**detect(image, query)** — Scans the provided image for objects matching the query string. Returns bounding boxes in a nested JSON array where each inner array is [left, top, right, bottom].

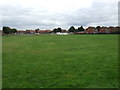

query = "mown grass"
[[2, 35, 118, 88]]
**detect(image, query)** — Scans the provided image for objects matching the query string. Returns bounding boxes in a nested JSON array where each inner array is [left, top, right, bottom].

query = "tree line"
[[2, 26, 119, 34], [52, 26, 84, 33], [2, 26, 17, 34], [1, 26, 102, 34], [2, 26, 85, 34]]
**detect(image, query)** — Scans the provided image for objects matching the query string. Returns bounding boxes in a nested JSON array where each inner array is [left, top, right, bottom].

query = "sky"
[[0, 0, 119, 30]]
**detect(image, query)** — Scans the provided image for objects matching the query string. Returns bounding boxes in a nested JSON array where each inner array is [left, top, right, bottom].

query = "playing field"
[[2, 35, 118, 88]]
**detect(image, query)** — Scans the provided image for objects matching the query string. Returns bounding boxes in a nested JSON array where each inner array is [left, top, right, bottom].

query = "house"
[[26, 30, 36, 34], [74, 31, 85, 34], [116, 26, 120, 32], [85, 27, 97, 34], [107, 26, 119, 33], [17, 30, 26, 34], [99, 27, 109, 33], [61, 30, 67, 33], [38, 30, 51, 34], [85, 26, 120, 34]]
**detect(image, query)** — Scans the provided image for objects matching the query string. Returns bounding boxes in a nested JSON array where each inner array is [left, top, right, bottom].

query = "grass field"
[[2, 35, 118, 88]]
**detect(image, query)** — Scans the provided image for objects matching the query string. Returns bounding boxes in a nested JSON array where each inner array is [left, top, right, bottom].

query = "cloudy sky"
[[0, 0, 119, 30]]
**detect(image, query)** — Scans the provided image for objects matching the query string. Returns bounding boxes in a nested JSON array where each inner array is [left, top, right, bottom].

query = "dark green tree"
[[78, 26, 85, 32], [57, 28, 62, 32], [53, 28, 57, 33], [68, 26, 76, 32], [2, 26, 11, 34], [53, 27, 62, 33], [35, 28, 39, 33], [3, 26, 17, 34], [11, 28, 17, 33], [96, 26, 101, 31]]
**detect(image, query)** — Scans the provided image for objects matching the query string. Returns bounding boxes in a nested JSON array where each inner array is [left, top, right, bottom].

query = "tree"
[[35, 28, 39, 33], [57, 28, 62, 32], [3, 26, 17, 34], [68, 26, 76, 32], [96, 26, 101, 31], [3, 26, 11, 34], [11, 28, 17, 33], [78, 26, 85, 32], [53, 28, 57, 33], [53, 27, 62, 33]]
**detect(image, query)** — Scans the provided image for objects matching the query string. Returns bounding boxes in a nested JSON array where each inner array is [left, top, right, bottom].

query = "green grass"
[[2, 35, 118, 88]]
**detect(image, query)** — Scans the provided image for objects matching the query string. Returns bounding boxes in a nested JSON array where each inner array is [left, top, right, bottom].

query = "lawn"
[[2, 34, 118, 88]]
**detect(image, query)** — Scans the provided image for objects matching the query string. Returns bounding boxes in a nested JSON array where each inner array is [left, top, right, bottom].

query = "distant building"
[[38, 30, 51, 34], [74, 31, 85, 34], [61, 30, 67, 33], [116, 26, 120, 32], [26, 30, 36, 34], [56, 32, 68, 35], [85, 26, 120, 34], [99, 27, 109, 34], [17, 30, 26, 34], [85, 27, 97, 34], [108, 26, 118, 33], [15, 26, 120, 35], [25, 30, 51, 34]]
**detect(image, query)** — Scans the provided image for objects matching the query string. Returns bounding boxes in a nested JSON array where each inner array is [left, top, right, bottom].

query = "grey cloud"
[[62, 1, 118, 27], [1, 0, 118, 30]]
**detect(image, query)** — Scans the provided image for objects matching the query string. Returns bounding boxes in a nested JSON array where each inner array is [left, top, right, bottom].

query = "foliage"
[[68, 26, 76, 32], [96, 26, 101, 31], [3, 26, 11, 34], [35, 28, 39, 33], [77, 26, 85, 32], [11, 28, 17, 33], [2, 26, 17, 34], [53, 27, 62, 33]]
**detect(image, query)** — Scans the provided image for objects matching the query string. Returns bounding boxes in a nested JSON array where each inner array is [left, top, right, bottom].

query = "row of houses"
[[10, 26, 120, 35], [84, 26, 120, 34], [17, 30, 52, 35]]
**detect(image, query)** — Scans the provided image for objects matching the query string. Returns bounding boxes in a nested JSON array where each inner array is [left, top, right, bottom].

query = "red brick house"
[[74, 32, 85, 34], [17, 30, 26, 34], [108, 26, 120, 33], [108, 27, 116, 33], [38, 30, 51, 34], [85, 27, 97, 34], [26, 30, 36, 34], [85, 26, 120, 34], [99, 27, 109, 33], [116, 26, 120, 32], [61, 30, 67, 33]]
